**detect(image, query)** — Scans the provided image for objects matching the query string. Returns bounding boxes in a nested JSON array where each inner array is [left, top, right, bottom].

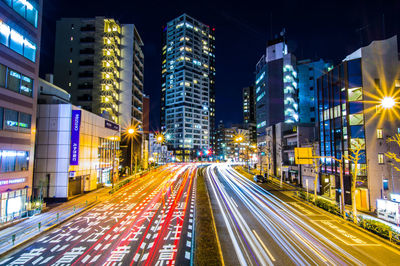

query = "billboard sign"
[[70, 110, 81, 165]]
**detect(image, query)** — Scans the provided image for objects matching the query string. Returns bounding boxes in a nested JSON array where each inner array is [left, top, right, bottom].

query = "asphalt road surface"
[[206, 163, 400, 266], [1, 164, 197, 265]]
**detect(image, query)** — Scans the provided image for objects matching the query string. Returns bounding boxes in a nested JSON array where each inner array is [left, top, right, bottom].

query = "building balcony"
[[78, 83, 93, 90], [80, 37, 95, 43], [78, 71, 94, 78], [80, 25, 96, 32], [79, 59, 94, 66], [80, 48, 95, 55]]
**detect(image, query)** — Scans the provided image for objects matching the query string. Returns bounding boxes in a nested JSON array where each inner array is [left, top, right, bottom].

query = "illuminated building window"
[[3, 0, 39, 27], [377, 129, 383, 139], [0, 21, 37, 61], [378, 153, 384, 164]]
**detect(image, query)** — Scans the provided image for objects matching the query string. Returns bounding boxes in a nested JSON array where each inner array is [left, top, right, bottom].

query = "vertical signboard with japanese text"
[[70, 110, 81, 165]]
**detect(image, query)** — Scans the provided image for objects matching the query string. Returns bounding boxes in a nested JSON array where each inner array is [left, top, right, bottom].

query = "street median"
[[194, 167, 223, 265]]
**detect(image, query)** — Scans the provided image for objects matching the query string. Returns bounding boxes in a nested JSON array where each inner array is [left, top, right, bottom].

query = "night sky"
[[40, 0, 400, 131]]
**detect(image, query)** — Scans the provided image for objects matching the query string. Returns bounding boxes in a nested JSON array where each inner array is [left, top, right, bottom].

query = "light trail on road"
[[206, 163, 368, 266], [1, 164, 197, 266]]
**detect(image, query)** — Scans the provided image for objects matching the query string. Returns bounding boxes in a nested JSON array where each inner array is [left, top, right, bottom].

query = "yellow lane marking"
[[252, 229, 276, 262]]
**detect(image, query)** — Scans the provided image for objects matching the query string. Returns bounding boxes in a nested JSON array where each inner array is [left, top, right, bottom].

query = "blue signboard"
[[70, 110, 81, 165]]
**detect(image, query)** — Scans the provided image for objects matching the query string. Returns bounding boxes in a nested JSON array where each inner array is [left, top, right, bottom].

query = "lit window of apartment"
[[378, 153, 384, 164], [377, 129, 383, 139]]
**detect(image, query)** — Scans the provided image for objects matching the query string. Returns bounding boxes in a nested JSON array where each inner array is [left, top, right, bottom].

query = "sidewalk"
[[0, 187, 111, 256]]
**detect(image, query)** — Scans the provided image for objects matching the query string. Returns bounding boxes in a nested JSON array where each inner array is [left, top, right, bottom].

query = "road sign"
[[295, 147, 313, 164]]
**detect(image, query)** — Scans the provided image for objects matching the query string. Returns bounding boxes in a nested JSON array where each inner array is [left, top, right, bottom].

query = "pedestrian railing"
[[0, 196, 102, 252], [0, 207, 42, 225]]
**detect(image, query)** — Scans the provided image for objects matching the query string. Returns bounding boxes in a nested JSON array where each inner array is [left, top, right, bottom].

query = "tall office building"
[[243, 85, 256, 144], [53, 17, 144, 128], [255, 37, 298, 146], [297, 59, 332, 124], [53, 17, 144, 171], [317, 36, 400, 211], [161, 14, 216, 161], [0, 0, 42, 219]]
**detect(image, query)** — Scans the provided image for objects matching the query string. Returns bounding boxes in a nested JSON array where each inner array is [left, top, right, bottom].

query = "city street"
[[0, 164, 197, 265], [206, 164, 400, 266]]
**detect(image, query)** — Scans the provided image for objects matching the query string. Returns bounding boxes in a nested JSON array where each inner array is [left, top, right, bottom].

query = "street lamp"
[[233, 131, 246, 163], [126, 126, 138, 176], [154, 132, 168, 164], [381, 96, 396, 109]]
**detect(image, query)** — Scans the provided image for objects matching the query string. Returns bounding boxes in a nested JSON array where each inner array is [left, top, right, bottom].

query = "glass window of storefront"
[[4, 109, 18, 131], [0, 188, 27, 222], [0, 108, 31, 132], [98, 137, 119, 185], [0, 150, 29, 172], [0, 63, 34, 97]]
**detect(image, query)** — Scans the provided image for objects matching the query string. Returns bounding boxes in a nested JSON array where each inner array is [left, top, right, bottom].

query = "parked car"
[[254, 175, 265, 183]]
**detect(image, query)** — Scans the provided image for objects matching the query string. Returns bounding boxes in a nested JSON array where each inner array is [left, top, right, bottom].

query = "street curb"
[[198, 167, 225, 266], [0, 200, 101, 258]]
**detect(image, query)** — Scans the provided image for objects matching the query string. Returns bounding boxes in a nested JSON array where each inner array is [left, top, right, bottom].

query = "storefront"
[[376, 194, 400, 225], [35, 104, 120, 202], [0, 186, 27, 222]]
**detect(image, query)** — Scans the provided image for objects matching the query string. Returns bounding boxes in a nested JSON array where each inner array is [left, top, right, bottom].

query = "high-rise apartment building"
[[0, 0, 42, 219], [243, 85, 256, 144], [255, 37, 298, 151], [317, 36, 400, 211], [53, 17, 144, 128], [53, 17, 144, 171], [161, 14, 216, 162]]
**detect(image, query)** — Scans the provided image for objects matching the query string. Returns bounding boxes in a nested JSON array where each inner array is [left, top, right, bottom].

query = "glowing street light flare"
[[127, 128, 135, 135], [381, 96, 396, 109]]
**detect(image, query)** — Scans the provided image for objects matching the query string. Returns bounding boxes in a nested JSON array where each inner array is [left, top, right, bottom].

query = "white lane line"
[[40, 256, 53, 264], [105, 234, 111, 240], [94, 243, 102, 250], [31, 256, 43, 265], [185, 251, 190, 260], [186, 240, 191, 248], [58, 244, 69, 251], [50, 244, 60, 252], [141, 253, 149, 261], [81, 255, 91, 263], [187, 232, 192, 238], [102, 243, 111, 250], [90, 254, 101, 263], [252, 230, 276, 262], [134, 253, 140, 262]]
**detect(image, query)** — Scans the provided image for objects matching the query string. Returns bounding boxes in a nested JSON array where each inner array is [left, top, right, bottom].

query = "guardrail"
[[0, 208, 42, 225], [0, 196, 102, 251]]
